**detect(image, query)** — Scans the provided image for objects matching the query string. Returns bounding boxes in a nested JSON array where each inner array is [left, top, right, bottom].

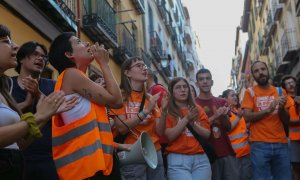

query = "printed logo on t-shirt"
[[212, 126, 221, 139], [126, 101, 150, 125], [256, 96, 278, 114]]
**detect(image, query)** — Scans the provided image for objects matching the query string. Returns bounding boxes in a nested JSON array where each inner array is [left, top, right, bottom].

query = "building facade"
[[0, 0, 202, 86]]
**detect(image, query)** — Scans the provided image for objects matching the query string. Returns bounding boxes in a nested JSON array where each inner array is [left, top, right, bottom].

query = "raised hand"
[[277, 96, 287, 109], [294, 96, 300, 105], [187, 106, 199, 123], [35, 91, 65, 122], [21, 76, 41, 97], [267, 99, 278, 113], [91, 43, 109, 65], [161, 92, 169, 112], [145, 92, 161, 114], [56, 95, 79, 114]]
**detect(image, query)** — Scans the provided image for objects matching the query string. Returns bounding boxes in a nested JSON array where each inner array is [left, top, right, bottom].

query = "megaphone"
[[117, 132, 158, 169]]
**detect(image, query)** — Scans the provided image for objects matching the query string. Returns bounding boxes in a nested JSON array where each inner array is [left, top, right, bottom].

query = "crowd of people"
[[0, 24, 299, 180]]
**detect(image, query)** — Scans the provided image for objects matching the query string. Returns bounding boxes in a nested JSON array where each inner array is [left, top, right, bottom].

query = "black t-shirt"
[[11, 76, 55, 161]]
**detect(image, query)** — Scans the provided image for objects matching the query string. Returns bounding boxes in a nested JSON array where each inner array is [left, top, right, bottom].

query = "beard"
[[254, 74, 270, 86]]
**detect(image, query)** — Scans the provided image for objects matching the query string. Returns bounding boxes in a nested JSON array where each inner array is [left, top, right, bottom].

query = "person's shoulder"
[[213, 96, 226, 103]]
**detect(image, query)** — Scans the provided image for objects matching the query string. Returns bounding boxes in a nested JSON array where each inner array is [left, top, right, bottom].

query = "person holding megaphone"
[[161, 77, 212, 180], [111, 57, 165, 180]]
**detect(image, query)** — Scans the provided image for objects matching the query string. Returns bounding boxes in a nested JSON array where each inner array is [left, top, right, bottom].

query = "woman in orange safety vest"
[[48, 32, 124, 180], [222, 89, 252, 180]]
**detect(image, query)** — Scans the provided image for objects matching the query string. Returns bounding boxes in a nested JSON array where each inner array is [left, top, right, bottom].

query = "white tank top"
[[60, 93, 91, 125], [0, 102, 20, 149]]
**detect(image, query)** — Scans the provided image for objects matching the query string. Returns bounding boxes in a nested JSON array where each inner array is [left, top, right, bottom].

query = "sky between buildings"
[[183, 0, 247, 96]]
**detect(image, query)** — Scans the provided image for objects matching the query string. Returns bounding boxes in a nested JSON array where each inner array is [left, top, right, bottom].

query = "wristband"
[[137, 113, 143, 122], [21, 112, 42, 138], [140, 110, 148, 118]]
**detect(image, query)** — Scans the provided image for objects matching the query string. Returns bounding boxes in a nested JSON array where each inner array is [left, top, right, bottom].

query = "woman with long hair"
[[111, 57, 165, 180], [222, 89, 251, 180], [48, 32, 123, 180], [162, 77, 211, 180], [0, 24, 64, 180]]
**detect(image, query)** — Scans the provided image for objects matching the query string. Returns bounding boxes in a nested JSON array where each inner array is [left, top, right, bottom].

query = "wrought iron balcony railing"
[[114, 24, 137, 64], [150, 31, 164, 62], [131, 0, 145, 14], [280, 28, 299, 62], [31, 0, 77, 31], [82, 0, 118, 49]]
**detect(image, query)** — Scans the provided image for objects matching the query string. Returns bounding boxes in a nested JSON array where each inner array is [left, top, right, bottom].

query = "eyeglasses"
[[30, 51, 48, 63], [173, 84, 189, 91], [0, 36, 13, 46], [130, 63, 148, 70]]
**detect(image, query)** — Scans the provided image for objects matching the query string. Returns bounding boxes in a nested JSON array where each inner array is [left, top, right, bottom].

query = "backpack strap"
[[248, 87, 255, 97], [277, 87, 282, 96]]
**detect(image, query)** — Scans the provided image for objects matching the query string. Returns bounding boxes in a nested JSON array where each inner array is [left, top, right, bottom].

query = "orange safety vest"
[[288, 104, 300, 141], [228, 110, 250, 158], [52, 70, 114, 180]]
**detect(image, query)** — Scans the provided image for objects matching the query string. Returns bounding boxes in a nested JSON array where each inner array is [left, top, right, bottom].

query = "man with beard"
[[195, 68, 239, 180], [10, 41, 58, 180], [281, 75, 300, 180], [241, 61, 293, 180]]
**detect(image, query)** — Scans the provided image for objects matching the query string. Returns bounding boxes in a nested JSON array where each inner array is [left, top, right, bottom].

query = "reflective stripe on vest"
[[229, 132, 248, 141], [231, 141, 249, 149], [53, 120, 111, 147], [289, 127, 300, 133]]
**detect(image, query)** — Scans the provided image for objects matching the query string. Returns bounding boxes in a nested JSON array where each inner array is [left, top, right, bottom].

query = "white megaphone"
[[117, 132, 158, 169]]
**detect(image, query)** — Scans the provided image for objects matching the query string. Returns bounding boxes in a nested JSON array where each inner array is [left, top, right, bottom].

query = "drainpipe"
[[77, 0, 81, 38]]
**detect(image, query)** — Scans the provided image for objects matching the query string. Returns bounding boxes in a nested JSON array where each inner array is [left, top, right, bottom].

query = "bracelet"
[[137, 113, 143, 122], [21, 112, 42, 138], [140, 110, 148, 118]]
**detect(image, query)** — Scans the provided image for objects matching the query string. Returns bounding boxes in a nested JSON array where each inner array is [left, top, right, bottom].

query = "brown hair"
[[167, 77, 195, 120]]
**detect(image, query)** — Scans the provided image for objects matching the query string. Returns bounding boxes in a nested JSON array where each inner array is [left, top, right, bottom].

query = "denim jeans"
[[167, 153, 211, 180], [120, 151, 165, 180], [250, 142, 291, 180]]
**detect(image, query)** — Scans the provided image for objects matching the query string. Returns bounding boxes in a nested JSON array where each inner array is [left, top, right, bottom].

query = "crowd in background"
[[0, 24, 300, 180]]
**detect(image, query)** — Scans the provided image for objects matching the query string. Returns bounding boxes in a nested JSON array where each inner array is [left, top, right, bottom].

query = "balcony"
[[273, 0, 284, 21], [113, 24, 137, 64], [280, 28, 299, 62], [156, 0, 167, 20], [31, 0, 77, 31], [165, 11, 174, 35], [184, 52, 194, 70], [150, 31, 165, 62], [265, 11, 277, 38], [184, 26, 192, 44], [171, 31, 179, 49], [82, 0, 118, 49], [296, 0, 300, 16], [139, 48, 152, 68], [131, 0, 145, 14], [177, 43, 184, 61]]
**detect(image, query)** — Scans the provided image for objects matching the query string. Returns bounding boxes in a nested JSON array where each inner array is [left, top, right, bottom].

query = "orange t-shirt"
[[111, 91, 161, 150], [241, 86, 293, 143], [165, 105, 210, 155]]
